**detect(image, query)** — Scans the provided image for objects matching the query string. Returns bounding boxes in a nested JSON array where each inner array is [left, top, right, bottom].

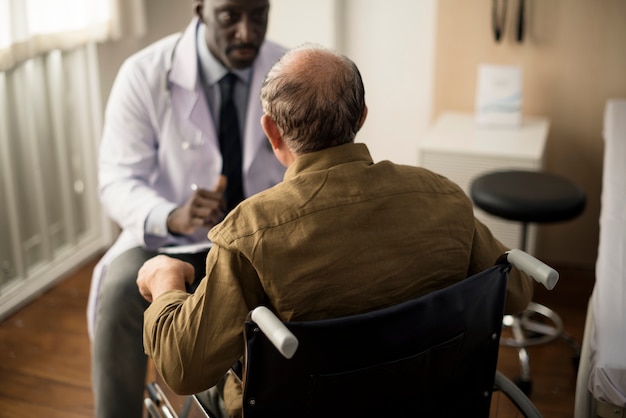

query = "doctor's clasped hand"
[[167, 175, 228, 235]]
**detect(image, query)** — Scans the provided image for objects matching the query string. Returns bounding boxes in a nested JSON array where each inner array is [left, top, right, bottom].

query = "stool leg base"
[[501, 302, 564, 347], [500, 302, 582, 396]]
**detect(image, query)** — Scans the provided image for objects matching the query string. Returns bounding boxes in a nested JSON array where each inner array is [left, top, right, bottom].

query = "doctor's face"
[[195, 0, 270, 70]]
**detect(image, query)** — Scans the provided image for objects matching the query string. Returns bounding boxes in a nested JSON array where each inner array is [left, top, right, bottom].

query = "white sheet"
[[588, 98, 626, 407]]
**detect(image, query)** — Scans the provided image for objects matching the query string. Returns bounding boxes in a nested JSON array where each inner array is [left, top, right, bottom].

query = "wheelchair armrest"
[[506, 249, 559, 290], [251, 306, 299, 359]]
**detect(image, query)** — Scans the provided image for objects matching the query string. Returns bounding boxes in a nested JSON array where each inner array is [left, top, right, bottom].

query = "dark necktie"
[[218, 73, 244, 212]]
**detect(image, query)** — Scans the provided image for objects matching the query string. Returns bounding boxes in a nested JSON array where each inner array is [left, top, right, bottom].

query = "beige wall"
[[433, 0, 626, 267]]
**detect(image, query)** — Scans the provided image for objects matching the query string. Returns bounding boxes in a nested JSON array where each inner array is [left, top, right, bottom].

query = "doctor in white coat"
[[87, 1, 286, 417]]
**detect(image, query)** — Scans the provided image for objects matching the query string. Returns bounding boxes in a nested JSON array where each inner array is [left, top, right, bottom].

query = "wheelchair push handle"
[[506, 249, 559, 290], [251, 306, 299, 359]]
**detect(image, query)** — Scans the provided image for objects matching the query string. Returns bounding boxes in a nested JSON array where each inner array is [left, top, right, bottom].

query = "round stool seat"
[[470, 170, 586, 223]]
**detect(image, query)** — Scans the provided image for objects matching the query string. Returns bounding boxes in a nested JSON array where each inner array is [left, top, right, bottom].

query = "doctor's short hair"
[[260, 43, 366, 154]]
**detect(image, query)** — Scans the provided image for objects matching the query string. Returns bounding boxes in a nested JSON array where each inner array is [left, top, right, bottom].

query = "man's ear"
[[261, 114, 295, 167], [358, 105, 368, 130], [261, 114, 282, 150], [193, 0, 204, 20]]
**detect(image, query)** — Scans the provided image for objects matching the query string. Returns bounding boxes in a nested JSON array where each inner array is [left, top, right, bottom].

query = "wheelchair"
[[146, 249, 554, 417]]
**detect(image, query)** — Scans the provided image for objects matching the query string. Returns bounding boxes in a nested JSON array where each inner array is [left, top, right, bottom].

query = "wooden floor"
[[0, 254, 595, 418]]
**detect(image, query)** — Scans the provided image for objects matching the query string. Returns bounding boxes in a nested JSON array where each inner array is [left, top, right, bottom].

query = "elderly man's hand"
[[137, 255, 196, 303]]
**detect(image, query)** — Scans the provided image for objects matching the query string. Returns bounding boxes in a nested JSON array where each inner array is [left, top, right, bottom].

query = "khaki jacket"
[[144, 143, 533, 416]]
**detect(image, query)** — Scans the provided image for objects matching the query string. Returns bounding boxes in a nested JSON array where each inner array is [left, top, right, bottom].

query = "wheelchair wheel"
[[489, 371, 542, 417]]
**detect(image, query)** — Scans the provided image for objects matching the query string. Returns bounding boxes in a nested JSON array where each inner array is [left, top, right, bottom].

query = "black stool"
[[470, 169, 586, 395]]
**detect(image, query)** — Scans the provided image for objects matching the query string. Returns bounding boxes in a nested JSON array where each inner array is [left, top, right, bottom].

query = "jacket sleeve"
[[143, 245, 266, 394]]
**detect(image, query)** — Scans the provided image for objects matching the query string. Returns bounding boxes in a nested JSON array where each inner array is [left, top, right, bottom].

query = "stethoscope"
[[493, 0, 525, 43], [164, 32, 206, 151]]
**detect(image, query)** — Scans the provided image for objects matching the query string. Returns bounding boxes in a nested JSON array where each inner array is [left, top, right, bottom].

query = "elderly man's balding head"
[[260, 44, 367, 154]]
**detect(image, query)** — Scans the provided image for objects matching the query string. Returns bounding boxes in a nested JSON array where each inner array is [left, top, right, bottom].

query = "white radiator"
[[0, 44, 111, 320]]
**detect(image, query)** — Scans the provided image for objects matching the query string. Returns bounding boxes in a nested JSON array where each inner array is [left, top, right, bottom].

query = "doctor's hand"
[[166, 175, 228, 235], [137, 255, 195, 303]]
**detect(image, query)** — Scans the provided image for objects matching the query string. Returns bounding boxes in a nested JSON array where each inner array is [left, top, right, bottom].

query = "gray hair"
[[260, 43, 366, 154]]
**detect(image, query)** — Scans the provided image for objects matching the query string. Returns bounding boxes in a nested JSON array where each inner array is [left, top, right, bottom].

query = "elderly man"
[[138, 44, 533, 418]]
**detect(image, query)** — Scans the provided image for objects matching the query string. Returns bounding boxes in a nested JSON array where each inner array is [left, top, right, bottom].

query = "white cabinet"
[[418, 111, 549, 253]]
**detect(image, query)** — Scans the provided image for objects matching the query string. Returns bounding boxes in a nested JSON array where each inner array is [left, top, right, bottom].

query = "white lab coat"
[[87, 18, 286, 338]]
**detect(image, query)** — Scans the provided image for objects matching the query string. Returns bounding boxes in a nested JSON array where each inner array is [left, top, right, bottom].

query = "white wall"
[[267, 0, 338, 48], [98, 0, 437, 166], [342, 0, 436, 165], [268, 0, 437, 165]]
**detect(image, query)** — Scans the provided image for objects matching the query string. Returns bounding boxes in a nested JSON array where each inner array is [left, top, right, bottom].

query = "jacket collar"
[[285, 143, 373, 181]]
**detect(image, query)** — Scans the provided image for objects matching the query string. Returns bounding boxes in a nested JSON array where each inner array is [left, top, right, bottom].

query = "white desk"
[[418, 111, 549, 252]]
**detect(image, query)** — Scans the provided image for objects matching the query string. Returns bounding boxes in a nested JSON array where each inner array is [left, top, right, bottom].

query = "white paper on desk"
[[475, 64, 522, 127], [158, 241, 213, 254]]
